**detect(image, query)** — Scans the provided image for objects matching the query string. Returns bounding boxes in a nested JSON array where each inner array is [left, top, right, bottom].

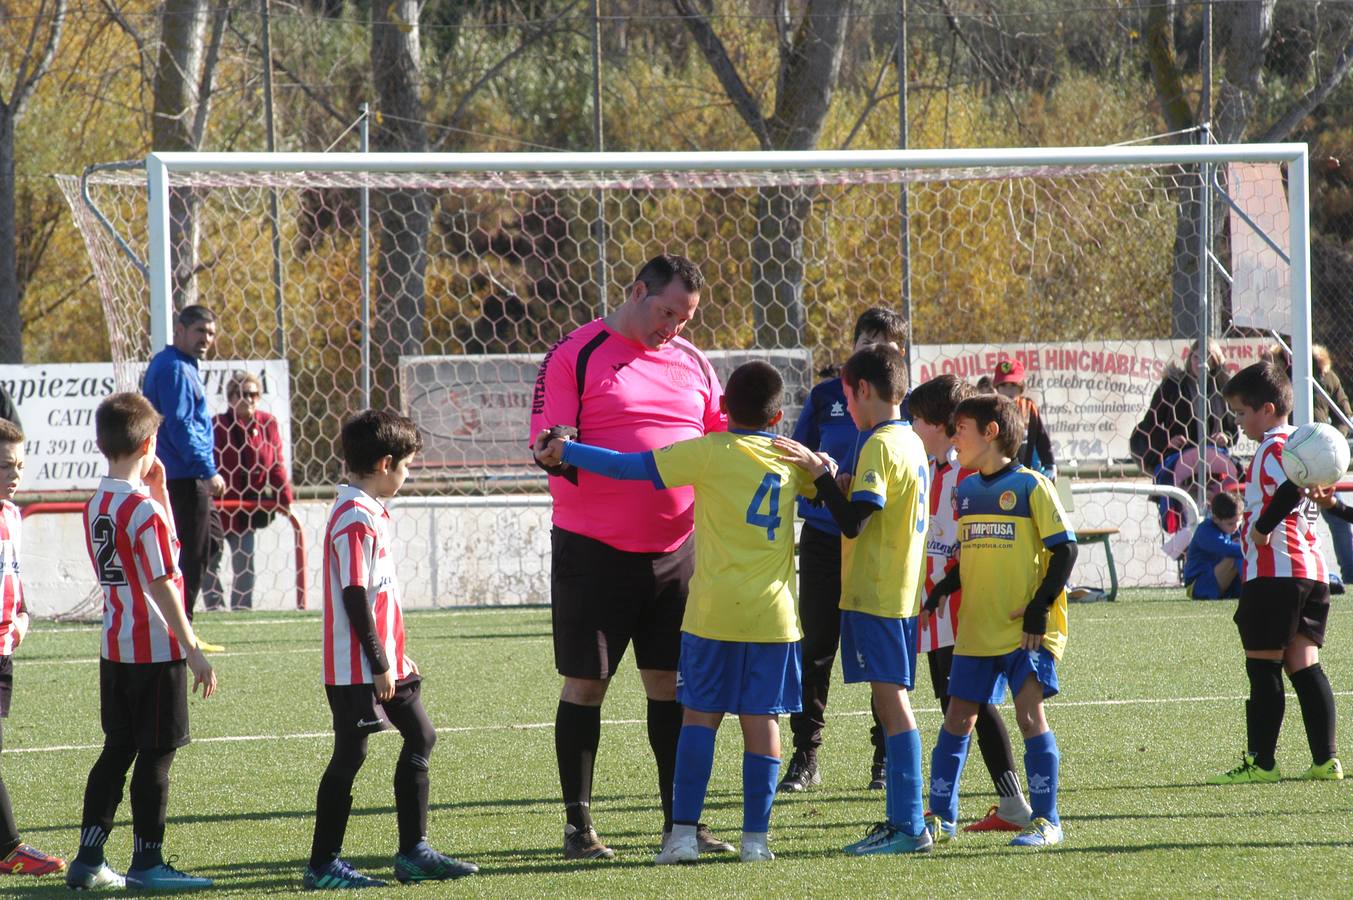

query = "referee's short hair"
[[842, 343, 909, 404], [723, 361, 783, 430], [342, 409, 424, 475], [633, 254, 705, 296]]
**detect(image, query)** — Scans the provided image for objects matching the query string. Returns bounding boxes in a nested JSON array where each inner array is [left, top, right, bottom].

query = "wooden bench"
[[1074, 528, 1120, 602]]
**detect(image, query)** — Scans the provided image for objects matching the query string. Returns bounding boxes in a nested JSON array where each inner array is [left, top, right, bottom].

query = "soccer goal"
[[57, 144, 1315, 608]]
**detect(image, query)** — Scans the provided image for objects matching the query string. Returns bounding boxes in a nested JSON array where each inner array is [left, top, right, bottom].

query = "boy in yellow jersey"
[[540, 361, 817, 864], [775, 343, 933, 856], [920, 394, 1077, 849]]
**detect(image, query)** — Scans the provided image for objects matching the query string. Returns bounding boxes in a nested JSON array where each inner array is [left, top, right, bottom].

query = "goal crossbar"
[[142, 142, 1315, 419]]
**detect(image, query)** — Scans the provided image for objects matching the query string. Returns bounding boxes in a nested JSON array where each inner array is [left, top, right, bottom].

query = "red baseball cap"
[[993, 358, 1025, 386]]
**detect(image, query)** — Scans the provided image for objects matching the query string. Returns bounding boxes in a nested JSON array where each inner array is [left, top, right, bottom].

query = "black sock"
[[869, 697, 885, 767], [389, 698, 437, 855], [76, 744, 137, 865], [973, 702, 1019, 795], [647, 699, 683, 831], [129, 748, 175, 870], [1289, 663, 1337, 766], [1245, 658, 1285, 771], [309, 734, 367, 870], [556, 701, 601, 832]]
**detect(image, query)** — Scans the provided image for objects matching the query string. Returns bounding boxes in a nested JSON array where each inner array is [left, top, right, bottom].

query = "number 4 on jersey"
[[746, 473, 782, 541]]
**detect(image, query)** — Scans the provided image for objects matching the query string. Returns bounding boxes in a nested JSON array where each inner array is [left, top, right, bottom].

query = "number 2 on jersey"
[[745, 473, 783, 541], [91, 514, 127, 585]]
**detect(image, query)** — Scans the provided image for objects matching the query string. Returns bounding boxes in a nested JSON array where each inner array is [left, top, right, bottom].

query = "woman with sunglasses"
[[204, 371, 293, 610]]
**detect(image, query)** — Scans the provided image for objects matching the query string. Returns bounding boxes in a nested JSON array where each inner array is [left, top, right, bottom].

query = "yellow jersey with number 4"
[[650, 430, 817, 643], [841, 420, 930, 619]]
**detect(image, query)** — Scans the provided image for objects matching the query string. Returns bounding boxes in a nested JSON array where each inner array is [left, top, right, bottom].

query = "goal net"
[[55, 146, 1314, 610]]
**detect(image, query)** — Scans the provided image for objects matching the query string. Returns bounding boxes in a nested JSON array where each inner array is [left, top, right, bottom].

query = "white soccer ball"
[[1281, 422, 1352, 487]]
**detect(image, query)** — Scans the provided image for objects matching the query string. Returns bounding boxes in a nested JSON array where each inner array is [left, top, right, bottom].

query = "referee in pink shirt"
[[530, 254, 732, 860]]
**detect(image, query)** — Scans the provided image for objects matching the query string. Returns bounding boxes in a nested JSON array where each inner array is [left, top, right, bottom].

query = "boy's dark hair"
[[96, 392, 162, 460], [908, 374, 977, 433], [953, 394, 1025, 459], [177, 304, 216, 327], [634, 254, 705, 296], [1211, 490, 1240, 520], [342, 409, 424, 475], [1222, 358, 1292, 417], [975, 375, 996, 394], [723, 361, 783, 429], [842, 343, 909, 404], [0, 419, 22, 445], [853, 307, 907, 345]]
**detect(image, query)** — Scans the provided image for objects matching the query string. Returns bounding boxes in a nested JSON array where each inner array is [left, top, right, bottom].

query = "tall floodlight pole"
[[260, 0, 286, 357], [1195, 0, 1213, 509], [898, 1, 913, 373], [591, 0, 609, 316], [360, 103, 372, 409]]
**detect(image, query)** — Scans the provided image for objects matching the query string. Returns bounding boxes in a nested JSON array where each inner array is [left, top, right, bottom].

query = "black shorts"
[[100, 658, 190, 750], [325, 675, 424, 736], [1234, 577, 1331, 651], [550, 527, 693, 679], [0, 655, 12, 718], [925, 644, 955, 700]]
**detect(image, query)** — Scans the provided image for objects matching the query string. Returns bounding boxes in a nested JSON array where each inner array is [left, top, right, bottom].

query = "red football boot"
[[962, 805, 1026, 833], [0, 842, 67, 876]]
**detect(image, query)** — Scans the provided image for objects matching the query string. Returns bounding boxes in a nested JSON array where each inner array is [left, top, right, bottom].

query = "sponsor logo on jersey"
[[830, 401, 845, 417], [999, 490, 1017, 511], [962, 521, 1016, 541], [666, 361, 696, 387], [926, 538, 960, 557], [863, 470, 878, 486]]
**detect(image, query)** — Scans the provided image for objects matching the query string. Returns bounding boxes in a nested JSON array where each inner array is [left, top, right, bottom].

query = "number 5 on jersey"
[[745, 473, 783, 541]]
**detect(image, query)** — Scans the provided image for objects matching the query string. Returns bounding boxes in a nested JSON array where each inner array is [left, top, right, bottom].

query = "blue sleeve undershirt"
[[561, 442, 664, 489]]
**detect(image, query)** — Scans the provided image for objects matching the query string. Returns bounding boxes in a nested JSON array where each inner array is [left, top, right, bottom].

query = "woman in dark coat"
[[1130, 339, 1238, 476]]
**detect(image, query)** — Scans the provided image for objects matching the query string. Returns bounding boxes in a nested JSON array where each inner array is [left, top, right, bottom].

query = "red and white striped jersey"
[[917, 449, 974, 652], [322, 484, 411, 686], [0, 501, 26, 656], [84, 478, 185, 664], [1242, 426, 1328, 582]]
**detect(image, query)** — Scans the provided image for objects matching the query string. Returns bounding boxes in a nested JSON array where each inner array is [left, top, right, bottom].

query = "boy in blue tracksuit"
[[1184, 491, 1244, 600]]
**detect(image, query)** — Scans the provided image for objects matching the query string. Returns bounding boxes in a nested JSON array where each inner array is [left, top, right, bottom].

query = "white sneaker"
[[654, 826, 699, 865], [740, 832, 774, 862]]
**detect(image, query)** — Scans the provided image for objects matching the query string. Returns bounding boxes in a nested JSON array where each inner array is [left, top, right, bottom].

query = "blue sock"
[[885, 729, 924, 836], [1024, 730, 1060, 824], [742, 753, 780, 834], [672, 725, 717, 825], [928, 728, 971, 824]]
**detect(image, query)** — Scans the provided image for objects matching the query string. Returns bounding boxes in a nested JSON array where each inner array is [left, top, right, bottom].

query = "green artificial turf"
[[0, 589, 1349, 896]]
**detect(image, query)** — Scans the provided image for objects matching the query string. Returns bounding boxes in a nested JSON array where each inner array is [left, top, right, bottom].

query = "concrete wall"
[[19, 489, 1345, 617]]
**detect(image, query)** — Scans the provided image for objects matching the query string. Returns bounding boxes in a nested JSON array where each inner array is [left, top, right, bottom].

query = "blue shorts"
[[948, 648, 1059, 705], [677, 633, 802, 716], [839, 611, 918, 689], [1187, 572, 1241, 600]]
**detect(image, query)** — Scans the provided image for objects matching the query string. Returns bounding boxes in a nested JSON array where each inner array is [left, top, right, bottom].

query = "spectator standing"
[[142, 306, 225, 650], [204, 371, 293, 611]]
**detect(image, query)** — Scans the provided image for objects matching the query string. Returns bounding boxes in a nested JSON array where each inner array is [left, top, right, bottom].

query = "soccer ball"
[[1281, 422, 1352, 487]]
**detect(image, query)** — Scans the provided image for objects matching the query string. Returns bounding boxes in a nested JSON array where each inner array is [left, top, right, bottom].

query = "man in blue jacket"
[[143, 305, 226, 639]]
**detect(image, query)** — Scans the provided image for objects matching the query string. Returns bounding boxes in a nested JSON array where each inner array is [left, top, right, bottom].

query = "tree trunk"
[[677, 0, 849, 348], [152, 0, 211, 310], [0, 107, 20, 363], [370, 0, 429, 410]]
